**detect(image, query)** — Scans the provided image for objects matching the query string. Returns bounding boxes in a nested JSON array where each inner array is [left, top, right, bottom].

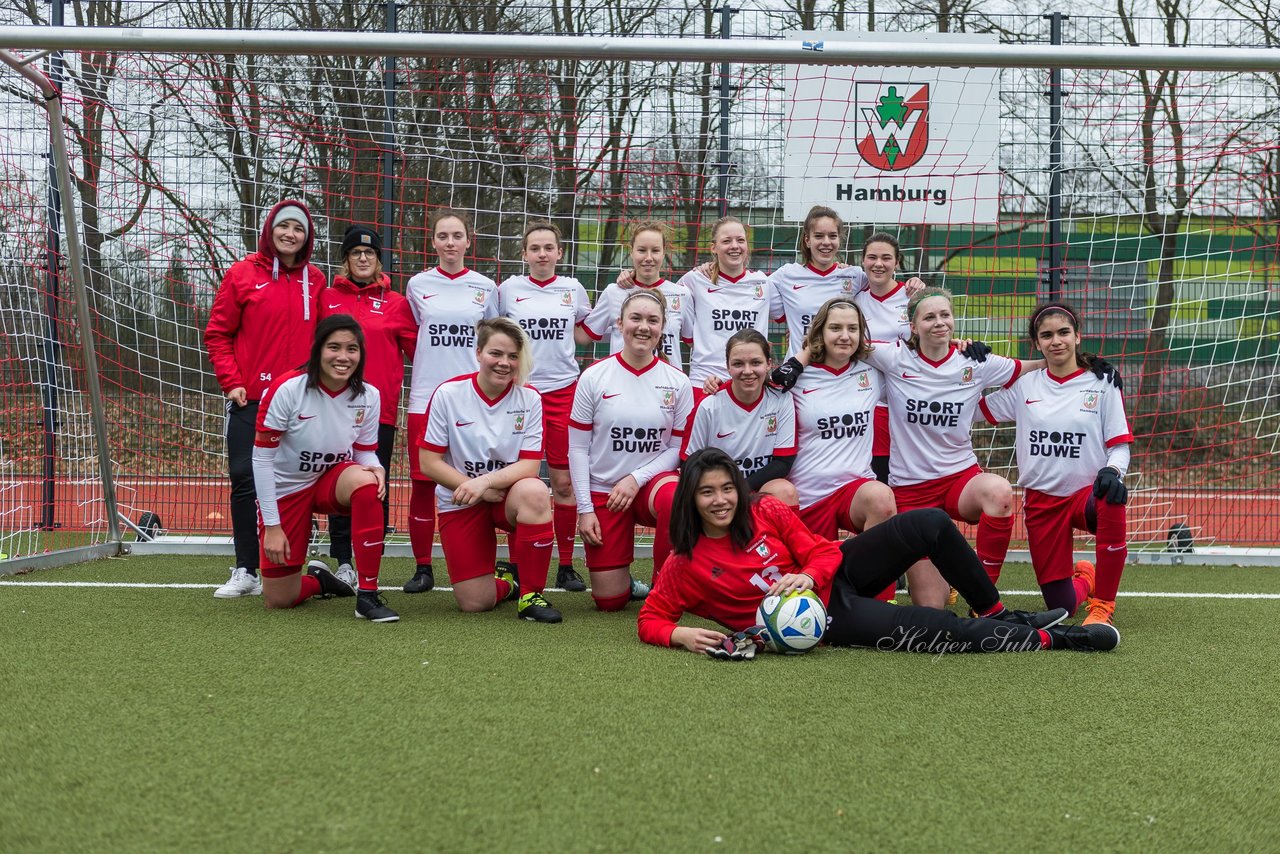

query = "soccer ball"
[[756, 590, 827, 654]]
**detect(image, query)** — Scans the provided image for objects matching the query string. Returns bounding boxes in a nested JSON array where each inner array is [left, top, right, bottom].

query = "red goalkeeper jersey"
[[637, 496, 842, 647]]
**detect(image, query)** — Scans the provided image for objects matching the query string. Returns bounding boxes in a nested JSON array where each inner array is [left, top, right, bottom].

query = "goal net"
[[0, 8, 1276, 568]]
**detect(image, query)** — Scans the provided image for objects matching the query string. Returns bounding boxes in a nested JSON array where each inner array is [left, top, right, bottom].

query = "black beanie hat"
[[341, 225, 382, 258]]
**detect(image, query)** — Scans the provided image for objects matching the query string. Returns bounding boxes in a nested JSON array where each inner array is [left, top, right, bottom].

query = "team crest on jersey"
[[514, 413, 525, 431], [472, 288, 486, 305], [753, 283, 764, 299], [765, 414, 777, 435], [752, 540, 773, 561], [899, 308, 909, 323], [661, 390, 675, 409], [560, 291, 573, 306], [669, 296, 681, 311], [1083, 393, 1099, 410], [961, 366, 974, 384], [355, 409, 366, 425], [841, 278, 854, 294], [857, 371, 870, 389], [371, 298, 383, 310]]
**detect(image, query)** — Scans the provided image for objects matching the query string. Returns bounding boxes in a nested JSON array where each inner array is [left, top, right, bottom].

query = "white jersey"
[[256, 370, 380, 499], [680, 268, 775, 385], [568, 354, 693, 495], [864, 340, 1019, 486], [682, 386, 797, 481], [788, 361, 881, 508], [854, 282, 911, 344], [405, 267, 498, 413], [421, 373, 544, 514], [497, 274, 591, 393], [768, 262, 867, 358], [582, 279, 693, 369], [980, 368, 1133, 497]]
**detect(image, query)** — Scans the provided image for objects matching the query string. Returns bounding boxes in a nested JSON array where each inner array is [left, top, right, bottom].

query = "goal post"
[[0, 21, 1276, 571]]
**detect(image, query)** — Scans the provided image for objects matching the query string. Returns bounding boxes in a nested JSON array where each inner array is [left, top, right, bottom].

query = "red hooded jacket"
[[319, 273, 418, 426], [204, 199, 325, 402]]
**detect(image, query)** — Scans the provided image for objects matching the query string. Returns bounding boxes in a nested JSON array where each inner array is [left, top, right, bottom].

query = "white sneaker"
[[334, 562, 357, 591], [214, 566, 262, 598]]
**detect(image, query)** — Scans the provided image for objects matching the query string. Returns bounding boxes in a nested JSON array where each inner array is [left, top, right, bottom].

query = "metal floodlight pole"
[[1, 27, 1280, 71], [0, 48, 124, 546]]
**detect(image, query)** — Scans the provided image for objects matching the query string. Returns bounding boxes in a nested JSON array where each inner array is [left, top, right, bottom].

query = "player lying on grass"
[[419, 318, 561, 623], [252, 314, 397, 622], [979, 300, 1132, 626], [638, 448, 1121, 656]]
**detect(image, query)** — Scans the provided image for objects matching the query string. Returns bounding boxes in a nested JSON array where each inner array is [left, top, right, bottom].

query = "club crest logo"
[[514, 413, 525, 431], [841, 278, 854, 293], [961, 366, 974, 384], [857, 83, 930, 172], [662, 390, 675, 409], [561, 291, 574, 306], [899, 308, 910, 323], [1083, 393, 1099, 410], [765, 414, 777, 434], [472, 288, 486, 305], [753, 283, 764, 299], [354, 409, 366, 425], [669, 296, 681, 311], [753, 540, 772, 560], [371, 298, 382, 310], [857, 371, 871, 389]]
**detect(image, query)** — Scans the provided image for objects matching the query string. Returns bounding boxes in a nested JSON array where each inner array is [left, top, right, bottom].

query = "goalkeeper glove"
[[1093, 467, 1128, 505], [769, 356, 805, 391], [1090, 357, 1124, 391], [959, 340, 991, 362], [706, 626, 767, 661]]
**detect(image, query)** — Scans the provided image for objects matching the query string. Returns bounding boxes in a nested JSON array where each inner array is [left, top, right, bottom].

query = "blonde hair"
[[707, 215, 748, 286], [804, 298, 871, 365], [476, 317, 533, 387], [906, 287, 956, 351], [799, 205, 844, 266]]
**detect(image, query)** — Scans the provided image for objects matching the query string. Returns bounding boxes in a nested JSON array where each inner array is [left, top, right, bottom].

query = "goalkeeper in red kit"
[[638, 449, 1121, 657]]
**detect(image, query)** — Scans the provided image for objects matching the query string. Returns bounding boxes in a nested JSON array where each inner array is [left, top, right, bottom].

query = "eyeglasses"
[[349, 248, 378, 259]]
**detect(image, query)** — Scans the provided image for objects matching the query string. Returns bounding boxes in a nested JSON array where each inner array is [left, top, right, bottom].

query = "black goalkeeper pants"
[[225, 400, 259, 571], [823, 509, 1043, 653]]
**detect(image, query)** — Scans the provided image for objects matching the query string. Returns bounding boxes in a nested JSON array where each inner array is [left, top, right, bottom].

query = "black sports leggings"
[[225, 400, 260, 571], [328, 423, 397, 563], [823, 509, 1043, 653]]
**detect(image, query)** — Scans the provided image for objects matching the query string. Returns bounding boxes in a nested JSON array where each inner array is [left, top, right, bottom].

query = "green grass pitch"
[[2, 556, 1278, 852]]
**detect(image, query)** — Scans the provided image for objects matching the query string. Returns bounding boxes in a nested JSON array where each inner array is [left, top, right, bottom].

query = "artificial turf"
[[2, 556, 1278, 852]]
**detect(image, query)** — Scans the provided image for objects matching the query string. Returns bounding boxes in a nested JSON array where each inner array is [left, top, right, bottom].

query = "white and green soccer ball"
[[756, 590, 827, 654]]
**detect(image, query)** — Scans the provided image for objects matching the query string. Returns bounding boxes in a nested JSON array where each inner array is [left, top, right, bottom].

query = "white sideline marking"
[[1, 581, 1279, 599]]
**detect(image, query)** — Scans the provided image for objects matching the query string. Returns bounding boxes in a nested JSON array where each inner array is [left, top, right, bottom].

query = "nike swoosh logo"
[[362, 541, 383, 548], [298, 414, 316, 421], [792, 284, 806, 290], [515, 296, 535, 302], [706, 287, 725, 293], [411, 516, 432, 522], [1025, 399, 1042, 405], [420, 294, 436, 300], [982, 560, 1001, 566], [801, 388, 819, 395], [328, 303, 343, 309], [455, 420, 474, 427], [716, 431, 735, 438], [532, 540, 554, 548], [1106, 544, 1126, 552], [902, 373, 920, 379], [255, 282, 269, 290], [602, 393, 621, 399]]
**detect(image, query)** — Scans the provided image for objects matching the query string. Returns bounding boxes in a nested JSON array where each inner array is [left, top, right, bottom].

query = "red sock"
[[494, 576, 513, 602], [874, 583, 896, 602], [512, 520, 554, 596], [1094, 500, 1127, 601], [592, 591, 630, 611], [1072, 575, 1091, 606], [650, 480, 678, 586], [1038, 629, 1051, 649], [292, 572, 320, 606], [350, 483, 384, 592], [976, 512, 1014, 582], [978, 601, 1005, 618], [408, 481, 436, 566], [553, 502, 577, 568]]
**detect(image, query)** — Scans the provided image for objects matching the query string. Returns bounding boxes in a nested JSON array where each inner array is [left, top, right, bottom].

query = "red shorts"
[[258, 462, 354, 576], [798, 478, 875, 540], [1024, 486, 1095, 584], [892, 464, 982, 522], [872, 405, 891, 458], [538, 383, 574, 469], [437, 496, 516, 584], [584, 474, 676, 569], [406, 412, 431, 482]]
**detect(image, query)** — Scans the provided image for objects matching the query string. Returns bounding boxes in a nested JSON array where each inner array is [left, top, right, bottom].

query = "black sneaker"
[[1047, 623, 1120, 652], [517, 591, 562, 623], [629, 577, 651, 601], [308, 564, 355, 599], [987, 606, 1068, 630], [556, 564, 586, 592], [496, 560, 519, 587], [495, 566, 520, 602], [355, 590, 400, 623], [403, 564, 434, 594]]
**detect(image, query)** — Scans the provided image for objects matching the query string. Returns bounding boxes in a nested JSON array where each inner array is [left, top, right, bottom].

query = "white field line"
[[1, 581, 1278, 599]]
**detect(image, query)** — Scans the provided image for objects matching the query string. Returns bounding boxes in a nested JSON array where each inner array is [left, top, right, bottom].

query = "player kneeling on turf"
[[638, 448, 1121, 656], [252, 314, 397, 622], [419, 318, 560, 623]]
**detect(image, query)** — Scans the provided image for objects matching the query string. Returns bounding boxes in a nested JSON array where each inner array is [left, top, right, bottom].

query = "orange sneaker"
[[1073, 560, 1096, 598], [1082, 597, 1116, 626]]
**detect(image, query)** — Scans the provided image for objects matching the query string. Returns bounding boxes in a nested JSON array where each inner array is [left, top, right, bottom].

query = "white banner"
[[783, 32, 1001, 224]]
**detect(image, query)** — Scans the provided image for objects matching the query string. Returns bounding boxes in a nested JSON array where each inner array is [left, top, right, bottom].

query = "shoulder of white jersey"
[[676, 268, 707, 288], [498, 274, 528, 289]]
